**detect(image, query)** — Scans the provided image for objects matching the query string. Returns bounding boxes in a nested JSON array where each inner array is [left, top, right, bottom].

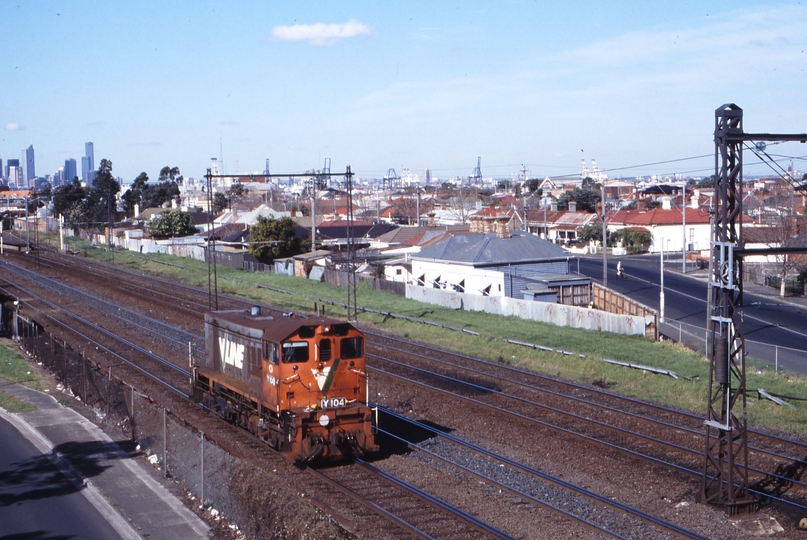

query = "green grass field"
[[45, 236, 807, 436]]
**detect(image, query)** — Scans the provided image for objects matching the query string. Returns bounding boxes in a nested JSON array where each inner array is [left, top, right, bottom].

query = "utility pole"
[[682, 190, 688, 274], [601, 183, 607, 288], [310, 176, 317, 253], [659, 239, 665, 323], [521, 164, 529, 232]]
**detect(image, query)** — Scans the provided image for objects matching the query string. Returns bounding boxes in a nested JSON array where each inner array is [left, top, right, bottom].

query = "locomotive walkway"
[[0, 383, 210, 540]]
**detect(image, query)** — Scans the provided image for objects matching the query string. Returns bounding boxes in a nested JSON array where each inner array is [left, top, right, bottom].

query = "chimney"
[[550, 202, 558, 212], [291, 208, 297, 217], [428, 212, 435, 227], [569, 201, 577, 212], [497, 218, 510, 238], [661, 196, 671, 210], [692, 189, 700, 209]]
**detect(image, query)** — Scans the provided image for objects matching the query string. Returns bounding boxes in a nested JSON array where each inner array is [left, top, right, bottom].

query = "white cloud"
[[271, 19, 372, 46], [5, 123, 21, 131]]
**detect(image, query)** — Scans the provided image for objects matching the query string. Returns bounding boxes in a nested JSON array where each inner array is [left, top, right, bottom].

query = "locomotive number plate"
[[320, 397, 346, 409]]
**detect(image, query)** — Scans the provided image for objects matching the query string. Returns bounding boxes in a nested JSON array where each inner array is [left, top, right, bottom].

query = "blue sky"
[[2, 1, 807, 183]]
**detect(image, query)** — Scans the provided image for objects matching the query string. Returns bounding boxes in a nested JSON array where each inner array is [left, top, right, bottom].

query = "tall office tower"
[[24, 145, 35, 188], [0, 158, 4, 182], [82, 142, 95, 183], [8, 165, 22, 188], [7, 159, 20, 181], [64, 158, 77, 184]]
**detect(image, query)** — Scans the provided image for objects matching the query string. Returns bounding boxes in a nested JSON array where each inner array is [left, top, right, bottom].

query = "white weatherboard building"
[[410, 229, 589, 305]]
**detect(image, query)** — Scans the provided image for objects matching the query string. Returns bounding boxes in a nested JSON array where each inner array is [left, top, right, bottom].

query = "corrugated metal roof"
[[413, 230, 569, 266]]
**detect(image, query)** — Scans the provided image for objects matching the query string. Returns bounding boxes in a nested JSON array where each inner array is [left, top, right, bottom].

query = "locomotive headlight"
[[319, 414, 331, 427]]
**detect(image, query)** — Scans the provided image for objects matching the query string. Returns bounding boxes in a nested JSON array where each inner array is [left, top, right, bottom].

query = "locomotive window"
[[264, 341, 279, 364], [282, 341, 309, 363], [332, 324, 349, 336], [340, 337, 364, 360], [298, 326, 316, 339], [319, 339, 331, 361]]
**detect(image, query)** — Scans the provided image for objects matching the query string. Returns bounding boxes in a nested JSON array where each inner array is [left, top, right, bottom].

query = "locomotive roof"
[[205, 310, 357, 343]]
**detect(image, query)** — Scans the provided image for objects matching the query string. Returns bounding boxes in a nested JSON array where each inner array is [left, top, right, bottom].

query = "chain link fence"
[[12, 314, 236, 512], [659, 318, 807, 374]]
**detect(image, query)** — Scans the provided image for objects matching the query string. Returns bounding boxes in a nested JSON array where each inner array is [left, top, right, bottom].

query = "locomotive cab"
[[195, 309, 377, 462]]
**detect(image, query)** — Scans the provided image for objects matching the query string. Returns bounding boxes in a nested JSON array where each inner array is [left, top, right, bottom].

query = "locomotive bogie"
[[194, 309, 377, 462]]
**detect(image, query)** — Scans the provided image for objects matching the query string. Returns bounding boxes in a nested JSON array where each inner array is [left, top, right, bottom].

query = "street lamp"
[[602, 183, 608, 288], [660, 238, 665, 323]]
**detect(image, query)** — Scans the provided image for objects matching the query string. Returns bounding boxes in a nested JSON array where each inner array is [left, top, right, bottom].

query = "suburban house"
[[467, 204, 524, 234], [608, 198, 711, 254], [410, 227, 591, 306], [525, 202, 599, 245]]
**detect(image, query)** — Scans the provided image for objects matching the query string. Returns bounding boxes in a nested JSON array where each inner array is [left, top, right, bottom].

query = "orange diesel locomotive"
[[193, 308, 377, 462]]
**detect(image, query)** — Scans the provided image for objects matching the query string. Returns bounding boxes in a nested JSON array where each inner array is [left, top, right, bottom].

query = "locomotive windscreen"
[[340, 337, 364, 359]]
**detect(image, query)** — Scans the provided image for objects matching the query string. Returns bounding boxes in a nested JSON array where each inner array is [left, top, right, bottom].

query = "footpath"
[[673, 264, 807, 309], [0, 382, 210, 540]]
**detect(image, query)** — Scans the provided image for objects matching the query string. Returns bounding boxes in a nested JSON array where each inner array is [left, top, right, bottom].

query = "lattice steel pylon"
[[701, 104, 807, 513], [700, 104, 753, 513]]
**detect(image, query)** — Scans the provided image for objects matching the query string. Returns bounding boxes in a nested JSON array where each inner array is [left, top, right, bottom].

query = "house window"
[[396, 269, 402, 275]]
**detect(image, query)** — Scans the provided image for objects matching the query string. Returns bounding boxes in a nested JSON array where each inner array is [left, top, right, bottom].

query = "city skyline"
[[2, 1, 807, 184]]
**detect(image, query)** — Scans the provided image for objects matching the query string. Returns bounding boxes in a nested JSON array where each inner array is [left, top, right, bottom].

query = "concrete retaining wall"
[[406, 285, 649, 336]]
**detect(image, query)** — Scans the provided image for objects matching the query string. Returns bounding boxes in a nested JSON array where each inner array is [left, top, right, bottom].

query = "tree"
[[52, 178, 90, 227], [248, 216, 305, 263], [557, 187, 600, 212], [578, 222, 604, 243], [759, 212, 807, 297], [698, 176, 715, 188], [213, 192, 228, 213], [615, 228, 652, 254], [147, 209, 198, 238], [122, 172, 149, 217], [645, 200, 662, 210], [88, 159, 121, 225], [158, 166, 183, 185]]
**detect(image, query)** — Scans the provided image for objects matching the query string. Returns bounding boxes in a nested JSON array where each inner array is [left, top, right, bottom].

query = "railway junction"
[[1, 246, 805, 539]]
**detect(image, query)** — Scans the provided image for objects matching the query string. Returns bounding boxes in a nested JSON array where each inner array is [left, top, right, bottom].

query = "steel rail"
[[16, 249, 807, 506], [304, 467, 436, 540], [367, 335, 807, 471], [366, 331, 807, 457], [370, 358, 807, 513], [1, 284, 190, 397], [378, 407, 705, 540]]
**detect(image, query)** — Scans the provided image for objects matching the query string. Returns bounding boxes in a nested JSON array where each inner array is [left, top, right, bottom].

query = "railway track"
[[365, 333, 807, 508], [2, 248, 804, 536]]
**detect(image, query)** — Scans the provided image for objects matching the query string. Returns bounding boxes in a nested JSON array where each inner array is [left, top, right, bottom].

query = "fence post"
[[775, 346, 779, 374], [163, 407, 168, 478], [200, 431, 205, 504], [82, 353, 87, 402]]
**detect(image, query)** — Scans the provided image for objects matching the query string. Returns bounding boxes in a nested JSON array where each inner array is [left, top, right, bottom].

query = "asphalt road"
[[576, 253, 807, 373], [0, 414, 124, 540]]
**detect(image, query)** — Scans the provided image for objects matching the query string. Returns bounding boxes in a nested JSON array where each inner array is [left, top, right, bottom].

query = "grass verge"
[[0, 340, 40, 413]]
